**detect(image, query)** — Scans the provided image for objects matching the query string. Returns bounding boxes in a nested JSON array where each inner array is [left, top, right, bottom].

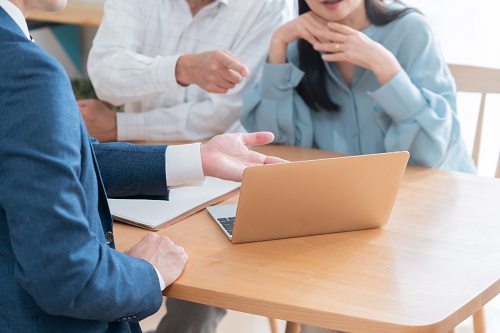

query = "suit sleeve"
[[0, 45, 162, 322], [91, 138, 169, 199]]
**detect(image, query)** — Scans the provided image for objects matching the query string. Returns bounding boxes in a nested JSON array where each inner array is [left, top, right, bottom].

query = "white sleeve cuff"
[[153, 266, 166, 291], [165, 143, 206, 188], [152, 54, 185, 89]]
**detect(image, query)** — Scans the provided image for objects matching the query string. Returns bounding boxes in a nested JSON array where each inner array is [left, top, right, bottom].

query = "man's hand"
[[78, 99, 118, 142], [201, 132, 287, 182], [124, 233, 188, 288], [175, 51, 249, 94]]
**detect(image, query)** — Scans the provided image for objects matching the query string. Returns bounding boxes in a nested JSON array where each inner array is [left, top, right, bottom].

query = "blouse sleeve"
[[369, 13, 474, 171]]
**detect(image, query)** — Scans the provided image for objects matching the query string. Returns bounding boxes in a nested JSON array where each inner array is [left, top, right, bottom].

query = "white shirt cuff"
[[165, 143, 206, 188], [153, 266, 166, 291], [153, 54, 184, 89]]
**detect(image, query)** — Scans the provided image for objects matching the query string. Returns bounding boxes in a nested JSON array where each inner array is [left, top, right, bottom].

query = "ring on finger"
[[335, 43, 341, 52]]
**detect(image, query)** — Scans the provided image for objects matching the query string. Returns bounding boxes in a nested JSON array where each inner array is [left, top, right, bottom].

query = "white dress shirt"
[[0, 0, 30, 39], [1, 1, 206, 290], [88, 0, 294, 141]]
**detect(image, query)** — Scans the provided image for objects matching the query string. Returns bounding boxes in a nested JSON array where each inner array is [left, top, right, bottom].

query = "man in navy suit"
[[0, 0, 284, 332]]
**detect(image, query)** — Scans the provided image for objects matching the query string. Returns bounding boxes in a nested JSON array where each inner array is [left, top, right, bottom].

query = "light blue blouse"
[[241, 9, 476, 173]]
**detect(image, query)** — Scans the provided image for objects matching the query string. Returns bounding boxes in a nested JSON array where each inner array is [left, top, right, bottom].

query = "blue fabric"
[[241, 8, 476, 173], [0, 8, 167, 332]]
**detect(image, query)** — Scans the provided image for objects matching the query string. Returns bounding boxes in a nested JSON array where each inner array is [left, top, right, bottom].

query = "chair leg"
[[268, 318, 280, 333], [285, 322, 301, 333], [473, 307, 486, 333]]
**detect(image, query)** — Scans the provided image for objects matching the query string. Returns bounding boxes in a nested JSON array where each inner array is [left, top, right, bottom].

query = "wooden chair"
[[448, 63, 500, 333], [448, 64, 500, 175]]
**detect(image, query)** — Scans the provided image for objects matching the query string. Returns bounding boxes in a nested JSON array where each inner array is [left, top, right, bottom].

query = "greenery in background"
[[70, 78, 124, 112], [71, 78, 97, 100]]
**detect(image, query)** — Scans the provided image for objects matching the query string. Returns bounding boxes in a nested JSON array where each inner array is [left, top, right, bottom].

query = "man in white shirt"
[[79, 0, 294, 142]]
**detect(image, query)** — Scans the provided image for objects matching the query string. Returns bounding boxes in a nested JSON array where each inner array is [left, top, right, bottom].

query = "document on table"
[[108, 177, 241, 230]]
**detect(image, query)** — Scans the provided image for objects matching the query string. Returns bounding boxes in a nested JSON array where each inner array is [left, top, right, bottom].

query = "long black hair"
[[296, 0, 419, 112]]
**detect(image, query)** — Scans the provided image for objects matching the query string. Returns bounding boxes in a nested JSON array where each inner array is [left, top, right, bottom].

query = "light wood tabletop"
[[114, 144, 500, 333], [27, 2, 103, 27]]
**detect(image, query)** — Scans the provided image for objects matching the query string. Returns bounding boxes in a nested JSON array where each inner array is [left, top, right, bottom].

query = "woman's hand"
[[268, 12, 330, 64], [313, 22, 401, 85]]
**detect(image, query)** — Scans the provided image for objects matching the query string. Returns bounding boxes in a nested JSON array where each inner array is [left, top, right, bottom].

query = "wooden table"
[[27, 2, 103, 27], [114, 144, 500, 333]]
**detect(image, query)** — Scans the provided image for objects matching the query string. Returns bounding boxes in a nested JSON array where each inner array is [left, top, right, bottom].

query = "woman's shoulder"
[[387, 6, 434, 36], [372, 6, 437, 50]]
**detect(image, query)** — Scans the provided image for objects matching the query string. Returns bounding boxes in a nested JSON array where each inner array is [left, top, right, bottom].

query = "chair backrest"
[[448, 64, 500, 178]]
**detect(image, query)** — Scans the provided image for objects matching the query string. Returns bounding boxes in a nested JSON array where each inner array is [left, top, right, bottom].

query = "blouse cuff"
[[369, 69, 427, 123], [261, 62, 304, 98]]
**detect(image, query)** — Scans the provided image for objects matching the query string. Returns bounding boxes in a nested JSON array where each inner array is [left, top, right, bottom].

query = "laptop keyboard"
[[217, 217, 235, 236]]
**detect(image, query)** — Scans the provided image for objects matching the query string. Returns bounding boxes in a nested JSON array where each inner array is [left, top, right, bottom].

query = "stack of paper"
[[108, 177, 241, 230]]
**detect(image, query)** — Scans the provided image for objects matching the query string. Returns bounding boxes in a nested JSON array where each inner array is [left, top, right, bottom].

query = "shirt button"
[[105, 231, 114, 245]]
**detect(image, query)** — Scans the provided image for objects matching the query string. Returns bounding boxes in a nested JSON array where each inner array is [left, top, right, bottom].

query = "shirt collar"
[[0, 0, 31, 40]]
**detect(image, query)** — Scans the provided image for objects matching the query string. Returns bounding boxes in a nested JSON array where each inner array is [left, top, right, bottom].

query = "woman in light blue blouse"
[[241, 0, 475, 173]]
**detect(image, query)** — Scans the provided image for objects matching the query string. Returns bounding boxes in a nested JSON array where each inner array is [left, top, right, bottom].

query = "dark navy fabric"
[[0, 7, 169, 332]]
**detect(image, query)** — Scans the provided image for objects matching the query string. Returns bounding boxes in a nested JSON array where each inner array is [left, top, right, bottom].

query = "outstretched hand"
[[201, 132, 288, 182]]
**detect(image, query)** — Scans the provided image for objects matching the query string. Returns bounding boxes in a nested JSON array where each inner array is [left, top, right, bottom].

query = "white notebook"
[[108, 177, 241, 230]]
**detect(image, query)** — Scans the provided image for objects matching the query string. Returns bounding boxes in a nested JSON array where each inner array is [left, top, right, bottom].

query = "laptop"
[[207, 151, 409, 244]]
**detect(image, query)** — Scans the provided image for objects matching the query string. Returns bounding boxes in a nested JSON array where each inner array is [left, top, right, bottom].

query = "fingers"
[[301, 13, 331, 44], [126, 232, 188, 286], [123, 232, 158, 255], [222, 51, 249, 78], [240, 131, 275, 147], [295, 18, 325, 46], [212, 68, 246, 93], [311, 21, 354, 52], [326, 21, 356, 35], [313, 30, 347, 46], [206, 84, 232, 94], [166, 237, 186, 257], [314, 42, 345, 54], [213, 53, 249, 92], [203, 51, 249, 93], [264, 156, 289, 165]]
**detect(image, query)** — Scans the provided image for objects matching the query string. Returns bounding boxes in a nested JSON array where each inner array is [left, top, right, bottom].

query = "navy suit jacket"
[[0, 8, 169, 332]]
